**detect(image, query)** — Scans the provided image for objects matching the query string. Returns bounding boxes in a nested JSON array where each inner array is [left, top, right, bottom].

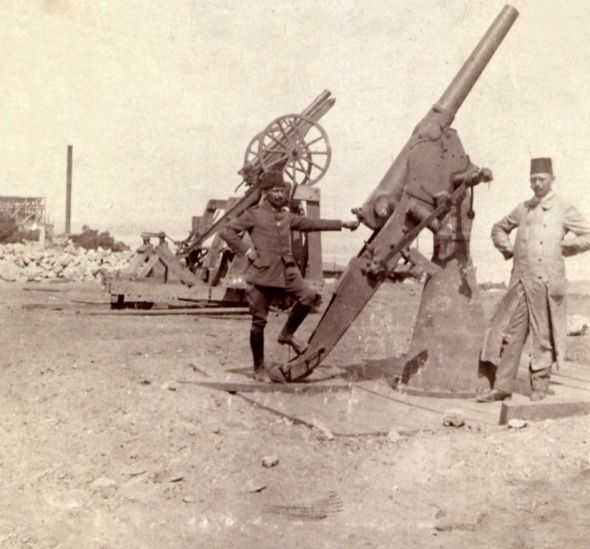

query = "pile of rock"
[[0, 243, 133, 283]]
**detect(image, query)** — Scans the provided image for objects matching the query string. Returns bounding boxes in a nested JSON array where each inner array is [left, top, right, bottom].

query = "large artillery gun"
[[269, 5, 519, 397], [106, 91, 335, 309]]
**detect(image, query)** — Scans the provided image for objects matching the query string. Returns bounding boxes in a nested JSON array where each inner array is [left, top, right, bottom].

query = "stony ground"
[[1, 281, 590, 548]]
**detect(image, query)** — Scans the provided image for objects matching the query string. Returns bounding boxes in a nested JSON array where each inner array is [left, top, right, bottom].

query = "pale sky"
[[1, 0, 589, 281]]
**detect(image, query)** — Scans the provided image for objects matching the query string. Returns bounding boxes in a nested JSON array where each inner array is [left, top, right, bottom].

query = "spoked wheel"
[[242, 133, 263, 186], [257, 114, 331, 186]]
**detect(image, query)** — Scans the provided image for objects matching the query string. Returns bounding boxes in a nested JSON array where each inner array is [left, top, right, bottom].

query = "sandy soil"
[[1, 281, 590, 548]]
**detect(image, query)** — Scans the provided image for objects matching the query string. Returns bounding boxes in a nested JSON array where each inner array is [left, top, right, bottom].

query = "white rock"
[[0, 243, 131, 283], [387, 430, 402, 442], [443, 408, 465, 427], [0, 260, 23, 281], [89, 476, 118, 496], [243, 480, 267, 493], [262, 456, 280, 468], [507, 419, 528, 429], [567, 315, 588, 336]]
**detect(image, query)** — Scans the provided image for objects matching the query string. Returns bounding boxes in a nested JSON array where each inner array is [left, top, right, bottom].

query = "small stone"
[[312, 421, 335, 441], [387, 431, 402, 442], [262, 455, 279, 468], [89, 476, 118, 490], [567, 314, 588, 336], [89, 476, 118, 497], [244, 480, 267, 493], [316, 428, 335, 441], [508, 419, 528, 429], [443, 409, 465, 427]]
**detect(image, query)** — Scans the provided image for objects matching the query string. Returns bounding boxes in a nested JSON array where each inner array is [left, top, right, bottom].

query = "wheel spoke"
[[305, 134, 326, 148], [295, 158, 310, 176], [257, 114, 331, 185], [277, 121, 291, 142], [305, 157, 326, 171], [265, 132, 289, 151], [291, 123, 307, 145]]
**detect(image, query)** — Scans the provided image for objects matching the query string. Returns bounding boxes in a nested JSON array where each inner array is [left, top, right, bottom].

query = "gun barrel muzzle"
[[437, 5, 519, 116]]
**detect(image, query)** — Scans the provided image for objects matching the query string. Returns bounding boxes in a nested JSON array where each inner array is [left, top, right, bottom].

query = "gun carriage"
[[268, 5, 519, 399], [106, 91, 335, 309]]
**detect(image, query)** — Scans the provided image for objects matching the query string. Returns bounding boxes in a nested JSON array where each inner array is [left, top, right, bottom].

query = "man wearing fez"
[[220, 171, 359, 381], [477, 158, 590, 402]]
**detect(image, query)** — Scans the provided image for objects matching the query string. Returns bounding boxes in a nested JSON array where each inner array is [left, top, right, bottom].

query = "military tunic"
[[220, 200, 343, 288], [220, 199, 345, 334], [481, 192, 590, 375]]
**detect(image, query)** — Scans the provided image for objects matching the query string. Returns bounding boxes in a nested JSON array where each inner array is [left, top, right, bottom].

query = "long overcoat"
[[481, 192, 590, 369], [220, 200, 343, 288]]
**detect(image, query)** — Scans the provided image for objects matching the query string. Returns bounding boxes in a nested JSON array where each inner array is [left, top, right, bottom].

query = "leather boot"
[[277, 303, 310, 355], [250, 332, 268, 381]]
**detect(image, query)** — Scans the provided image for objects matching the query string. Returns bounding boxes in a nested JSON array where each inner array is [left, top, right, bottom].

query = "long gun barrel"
[[439, 6, 518, 114], [358, 5, 518, 230], [237, 89, 335, 179]]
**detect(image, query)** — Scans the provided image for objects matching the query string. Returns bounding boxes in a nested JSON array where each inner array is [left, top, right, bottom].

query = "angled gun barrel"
[[358, 5, 518, 230], [179, 90, 335, 257], [237, 89, 335, 181]]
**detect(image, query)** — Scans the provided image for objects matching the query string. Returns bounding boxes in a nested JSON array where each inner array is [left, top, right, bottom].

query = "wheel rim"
[[257, 114, 331, 186]]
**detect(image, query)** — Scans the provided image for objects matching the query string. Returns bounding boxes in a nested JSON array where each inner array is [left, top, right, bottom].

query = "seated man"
[[219, 171, 358, 381]]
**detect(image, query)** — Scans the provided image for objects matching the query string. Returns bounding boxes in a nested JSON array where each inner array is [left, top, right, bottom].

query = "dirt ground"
[[1, 280, 590, 549]]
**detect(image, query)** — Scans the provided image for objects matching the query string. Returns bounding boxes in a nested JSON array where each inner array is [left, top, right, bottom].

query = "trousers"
[[247, 265, 317, 334], [494, 282, 553, 394]]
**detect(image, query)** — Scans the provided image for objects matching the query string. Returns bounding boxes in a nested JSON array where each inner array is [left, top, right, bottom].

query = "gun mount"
[[106, 91, 335, 309], [268, 5, 519, 395], [176, 90, 335, 263]]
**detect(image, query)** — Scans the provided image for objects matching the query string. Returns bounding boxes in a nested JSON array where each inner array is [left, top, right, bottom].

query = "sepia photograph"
[[1, 1, 590, 547]]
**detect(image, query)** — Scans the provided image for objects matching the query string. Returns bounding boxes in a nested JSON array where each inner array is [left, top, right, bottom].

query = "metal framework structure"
[[0, 196, 47, 243], [0, 196, 45, 225]]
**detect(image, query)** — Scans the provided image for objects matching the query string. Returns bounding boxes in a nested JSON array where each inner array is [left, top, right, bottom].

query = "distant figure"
[[219, 171, 359, 381], [477, 158, 590, 402]]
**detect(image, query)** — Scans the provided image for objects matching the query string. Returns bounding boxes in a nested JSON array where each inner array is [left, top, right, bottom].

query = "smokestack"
[[66, 145, 73, 234]]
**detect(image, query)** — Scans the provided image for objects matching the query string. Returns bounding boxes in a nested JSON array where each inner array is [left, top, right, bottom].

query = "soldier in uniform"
[[219, 171, 359, 381], [477, 158, 590, 402]]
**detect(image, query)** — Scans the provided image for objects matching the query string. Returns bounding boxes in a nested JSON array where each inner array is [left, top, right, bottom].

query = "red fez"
[[259, 171, 287, 190], [530, 158, 553, 175]]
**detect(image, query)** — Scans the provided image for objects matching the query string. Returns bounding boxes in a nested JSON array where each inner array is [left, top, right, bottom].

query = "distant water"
[[115, 231, 590, 285], [322, 233, 590, 283]]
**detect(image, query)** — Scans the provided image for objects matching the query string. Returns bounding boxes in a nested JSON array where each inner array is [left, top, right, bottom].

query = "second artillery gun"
[[106, 91, 336, 309], [269, 5, 519, 398]]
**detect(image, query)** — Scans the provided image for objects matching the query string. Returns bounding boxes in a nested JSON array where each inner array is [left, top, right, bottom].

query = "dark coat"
[[219, 200, 343, 288]]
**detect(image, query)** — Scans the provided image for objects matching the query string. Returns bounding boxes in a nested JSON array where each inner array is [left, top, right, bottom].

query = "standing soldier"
[[219, 171, 359, 381], [477, 158, 590, 402]]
